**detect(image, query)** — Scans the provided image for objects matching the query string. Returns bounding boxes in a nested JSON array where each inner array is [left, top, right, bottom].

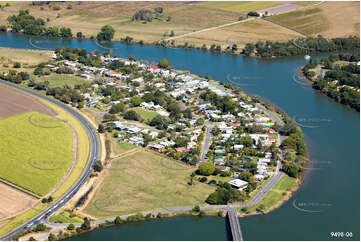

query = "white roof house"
[[228, 179, 249, 191]]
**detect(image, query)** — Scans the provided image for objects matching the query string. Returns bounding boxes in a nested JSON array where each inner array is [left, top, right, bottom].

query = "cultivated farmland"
[[0, 85, 55, 119], [0, 111, 73, 196], [0, 182, 37, 220], [83, 149, 215, 219], [267, 1, 360, 37], [195, 1, 282, 13]]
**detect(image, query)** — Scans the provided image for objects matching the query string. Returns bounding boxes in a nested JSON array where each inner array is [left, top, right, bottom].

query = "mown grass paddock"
[[128, 107, 159, 122], [0, 111, 73, 196], [32, 73, 89, 88], [83, 149, 215, 219]]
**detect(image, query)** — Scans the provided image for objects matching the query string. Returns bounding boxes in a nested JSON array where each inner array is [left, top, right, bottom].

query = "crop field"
[[0, 182, 37, 221], [195, 1, 282, 13], [32, 73, 88, 88], [267, 2, 360, 37], [129, 107, 159, 122], [177, 18, 302, 48], [0, 95, 91, 236], [0, 111, 73, 196], [83, 149, 215, 219], [0, 85, 56, 119]]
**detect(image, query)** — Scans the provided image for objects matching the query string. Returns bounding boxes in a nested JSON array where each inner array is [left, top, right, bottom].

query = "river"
[[0, 33, 359, 241]]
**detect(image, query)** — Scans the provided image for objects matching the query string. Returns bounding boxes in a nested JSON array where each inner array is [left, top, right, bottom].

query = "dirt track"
[[0, 85, 56, 119]]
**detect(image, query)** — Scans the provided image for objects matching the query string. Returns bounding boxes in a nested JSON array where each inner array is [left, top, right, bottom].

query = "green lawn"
[[50, 211, 83, 223], [83, 149, 215, 219], [113, 141, 137, 154], [32, 73, 88, 88], [245, 176, 297, 212], [0, 111, 73, 195], [196, 1, 282, 13], [129, 107, 159, 122]]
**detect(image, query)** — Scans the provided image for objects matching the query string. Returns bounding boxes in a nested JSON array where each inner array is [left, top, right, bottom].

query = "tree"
[[96, 25, 115, 41], [109, 102, 125, 114], [81, 217, 91, 230], [131, 96, 142, 107], [123, 110, 140, 121], [76, 32, 83, 39], [13, 62, 21, 68], [114, 216, 122, 224], [198, 162, 216, 176], [283, 163, 301, 178], [67, 224, 75, 230], [93, 160, 103, 172], [33, 223, 47, 232], [154, 7, 163, 14], [98, 124, 105, 133], [48, 233, 56, 241], [158, 58, 170, 68]]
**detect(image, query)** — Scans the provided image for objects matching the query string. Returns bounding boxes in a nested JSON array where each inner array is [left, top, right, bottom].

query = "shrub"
[[158, 58, 170, 68], [192, 205, 200, 213], [67, 224, 75, 230]]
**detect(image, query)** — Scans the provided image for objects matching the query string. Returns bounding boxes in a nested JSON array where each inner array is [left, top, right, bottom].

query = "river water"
[[0, 33, 359, 241]]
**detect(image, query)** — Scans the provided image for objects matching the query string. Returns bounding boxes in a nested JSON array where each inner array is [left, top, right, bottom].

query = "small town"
[[48, 47, 287, 197]]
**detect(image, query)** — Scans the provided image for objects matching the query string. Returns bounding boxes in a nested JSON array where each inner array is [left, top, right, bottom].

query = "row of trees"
[[7, 10, 72, 37], [242, 36, 360, 58]]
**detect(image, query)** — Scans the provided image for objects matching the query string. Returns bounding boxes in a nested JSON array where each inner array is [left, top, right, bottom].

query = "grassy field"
[[0, 47, 51, 72], [0, 111, 73, 196], [83, 149, 215, 219], [32, 73, 88, 88], [112, 141, 137, 155], [195, 1, 282, 13], [50, 211, 83, 223], [129, 107, 159, 122], [267, 2, 360, 37], [246, 176, 297, 212]]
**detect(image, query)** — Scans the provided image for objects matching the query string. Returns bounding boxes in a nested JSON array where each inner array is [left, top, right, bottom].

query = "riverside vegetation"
[[302, 52, 360, 111]]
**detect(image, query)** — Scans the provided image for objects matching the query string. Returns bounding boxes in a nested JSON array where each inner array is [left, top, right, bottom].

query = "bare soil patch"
[[0, 85, 56, 119], [0, 182, 37, 220]]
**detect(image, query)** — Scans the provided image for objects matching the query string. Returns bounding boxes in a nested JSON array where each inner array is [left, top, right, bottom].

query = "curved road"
[[0, 80, 100, 241]]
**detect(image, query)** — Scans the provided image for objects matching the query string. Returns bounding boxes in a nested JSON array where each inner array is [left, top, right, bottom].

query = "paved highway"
[[0, 80, 100, 241], [256, 103, 283, 126], [200, 121, 213, 163]]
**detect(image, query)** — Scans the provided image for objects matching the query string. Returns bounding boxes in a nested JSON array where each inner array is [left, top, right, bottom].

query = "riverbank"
[[0, 45, 307, 240], [0, 32, 358, 241]]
